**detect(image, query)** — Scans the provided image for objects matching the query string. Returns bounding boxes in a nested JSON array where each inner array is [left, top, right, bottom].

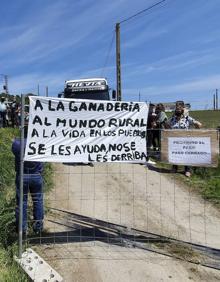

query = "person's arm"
[[12, 139, 20, 156], [165, 117, 173, 129], [188, 116, 202, 128], [163, 119, 171, 129], [194, 121, 202, 128]]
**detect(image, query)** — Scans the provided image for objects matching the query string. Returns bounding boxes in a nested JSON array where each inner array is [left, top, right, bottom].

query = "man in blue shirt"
[[12, 125, 44, 234]]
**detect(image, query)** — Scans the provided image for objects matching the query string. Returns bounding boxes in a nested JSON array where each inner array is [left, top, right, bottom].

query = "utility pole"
[[116, 23, 121, 101], [37, 84, 40, 96], [213, 94, 216, 110], [216, 89, 218, 110], [46, 86, 48, 97], [1, 74, 9, 94], [114, 1, 167, 102], [4, 75, 9, 94]]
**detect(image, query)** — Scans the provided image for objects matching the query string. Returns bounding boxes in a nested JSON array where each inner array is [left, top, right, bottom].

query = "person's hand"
[[194, 121, 202, 128], [151, 121, 157, 128]]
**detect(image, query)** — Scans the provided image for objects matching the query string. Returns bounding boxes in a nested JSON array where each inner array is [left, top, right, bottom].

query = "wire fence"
[[13, 96, 220, 279], [23, 155, 220, 275]]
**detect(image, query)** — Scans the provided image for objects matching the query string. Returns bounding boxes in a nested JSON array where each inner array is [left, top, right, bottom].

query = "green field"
[[190, 110, 220, 129], [166, 110, 220, 129]]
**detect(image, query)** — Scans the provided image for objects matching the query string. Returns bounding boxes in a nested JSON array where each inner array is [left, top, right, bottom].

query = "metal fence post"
[[18, 94, 25, 258]]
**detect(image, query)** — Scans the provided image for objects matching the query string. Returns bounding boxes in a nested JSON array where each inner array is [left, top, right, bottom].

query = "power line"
[[101, 0, 168, 90], [120, 0, 167, 24]]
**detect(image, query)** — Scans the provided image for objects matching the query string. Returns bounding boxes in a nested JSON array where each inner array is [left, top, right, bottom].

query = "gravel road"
[[35, 163, 220, 282]]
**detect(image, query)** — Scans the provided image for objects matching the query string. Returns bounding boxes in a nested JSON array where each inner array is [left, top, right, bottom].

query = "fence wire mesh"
[[23, 155, 220, 275]]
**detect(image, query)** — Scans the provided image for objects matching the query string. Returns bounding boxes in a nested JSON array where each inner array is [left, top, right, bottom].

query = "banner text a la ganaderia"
[[24, 97, 149, 163]]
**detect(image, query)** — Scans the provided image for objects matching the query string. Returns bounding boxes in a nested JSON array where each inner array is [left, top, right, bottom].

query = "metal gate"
[[22, 161, 220, 276], [16, 95, 220, 281]]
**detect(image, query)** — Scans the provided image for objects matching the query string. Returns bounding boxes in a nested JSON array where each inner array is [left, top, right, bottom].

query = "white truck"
[[59, 77, 116, 100]]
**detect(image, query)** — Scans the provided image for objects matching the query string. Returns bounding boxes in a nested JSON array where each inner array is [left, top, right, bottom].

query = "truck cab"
[[59, 78, 116, 100], [63, 78, 111, 100]]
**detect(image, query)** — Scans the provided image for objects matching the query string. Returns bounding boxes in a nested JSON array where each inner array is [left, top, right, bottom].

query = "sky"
[[0, 0, 220, 109]]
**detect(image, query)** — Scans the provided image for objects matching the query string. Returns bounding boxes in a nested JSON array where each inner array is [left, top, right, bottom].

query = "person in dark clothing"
[[146, 103, 157, 165], [12, 125, 44, 234], [11, 97, 19, 128], [154, 103, 168, 151], [147, 104, 156, 149]]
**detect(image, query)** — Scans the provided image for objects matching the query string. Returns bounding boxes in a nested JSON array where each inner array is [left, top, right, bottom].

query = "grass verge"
[[0, 128, 53, 281], [189, 164, 220, 205], [155, 158, 220, 207]]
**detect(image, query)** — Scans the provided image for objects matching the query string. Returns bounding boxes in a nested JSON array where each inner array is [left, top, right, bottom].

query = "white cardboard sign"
[[24, 97, 148, 163], [168, 137, 211, 165]]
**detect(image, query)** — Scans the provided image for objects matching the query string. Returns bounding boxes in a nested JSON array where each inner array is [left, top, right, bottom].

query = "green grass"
[[190, 110, 220, 129], [190, 165, 220, 205], [155, 160, 220, 207], [0, 128, 28, 281], [0, 246, 28, 282], [166, 110, 220, 129], [0, 128, 53, 281], [0, 128, 18, 247]]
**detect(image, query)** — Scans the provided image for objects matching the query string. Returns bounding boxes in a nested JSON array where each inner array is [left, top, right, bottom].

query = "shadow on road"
[[27, 208, 220, 270]]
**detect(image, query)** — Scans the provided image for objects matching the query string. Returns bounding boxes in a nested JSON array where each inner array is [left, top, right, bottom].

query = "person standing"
[[154, 103, 168, 151], [0, 97, 7, 127], [146, 103, 157, 165], [11, 97, 19, 128], [12, 122, 44, 234], [175, 100, 189, 117], [168, 104, 202, 177]]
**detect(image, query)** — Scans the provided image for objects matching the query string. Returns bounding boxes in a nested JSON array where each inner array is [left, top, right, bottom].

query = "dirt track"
[[36, 163, 220, 282]]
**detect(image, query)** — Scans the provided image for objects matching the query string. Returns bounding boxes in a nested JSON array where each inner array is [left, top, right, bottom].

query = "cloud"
[[0, 1, 122, 65], [8, 64, 116, 95], [124, 74, 220, 98], [123, 74, 220, 109], [123, 49, 217, 77], [1, 0, 219, 111], [9, 72, 66, 95]]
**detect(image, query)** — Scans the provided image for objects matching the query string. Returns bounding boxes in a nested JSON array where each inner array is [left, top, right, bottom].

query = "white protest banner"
[[24, 97, 148, 163], [168, 137, 211, 165]]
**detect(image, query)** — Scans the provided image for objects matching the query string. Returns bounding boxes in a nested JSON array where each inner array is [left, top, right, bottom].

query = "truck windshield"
[[64, 90, 110, 101]]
